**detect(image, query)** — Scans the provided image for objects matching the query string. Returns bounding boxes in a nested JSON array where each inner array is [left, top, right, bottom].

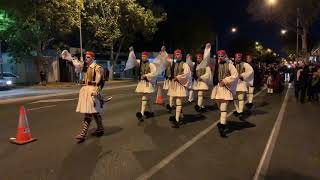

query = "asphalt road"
[[0, 84, 319, 180]]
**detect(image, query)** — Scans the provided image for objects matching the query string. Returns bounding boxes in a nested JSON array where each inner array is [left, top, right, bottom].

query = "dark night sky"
[[136, 0, 320, 55]]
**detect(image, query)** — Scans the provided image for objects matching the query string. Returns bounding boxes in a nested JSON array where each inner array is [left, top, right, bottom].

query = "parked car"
[[0, 72, 19, 88]]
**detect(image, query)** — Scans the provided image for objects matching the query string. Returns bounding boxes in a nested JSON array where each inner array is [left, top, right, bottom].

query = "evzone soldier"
[[211, 50, 238, 137], [163, 54, 175, 112], [245, 55, 255, 109], [135, 51, 158, 122], [233, 53, 254, 120], [168, 49, 192, 128], [61, 50, 105, 143], [186, 54, 195, 103], [192, 52, 212, 112]]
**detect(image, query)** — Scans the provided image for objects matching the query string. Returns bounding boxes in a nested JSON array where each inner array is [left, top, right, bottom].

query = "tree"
[[0, 0, 81, 68], [84, 0, 166, 80], [247, 0, 320, 55]]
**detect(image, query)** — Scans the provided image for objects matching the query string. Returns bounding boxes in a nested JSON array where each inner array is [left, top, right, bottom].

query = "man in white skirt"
[[135, 51, 158, 122], [62, 51, 105, 143], [245, 55, 255, 109], [163, 54, 175, 113], [233, 53, 254, 120], [211, 50, 238, 137], [186, 54, 195, 103], [192, 52, 212, 112], [168, 49, 192, 128]]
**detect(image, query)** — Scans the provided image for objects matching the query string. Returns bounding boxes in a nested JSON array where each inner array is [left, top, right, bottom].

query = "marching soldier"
[[61, 50, 105, 143], [135, 51, 158, 122], [211, 50, 238, 137], [163, 54, 175, 112], [192, 52, 212, 112], [168, 49, 192, 128], [245, 55, 256, 109], [233, 53, 254, 120], [186, 54, 195, 103]]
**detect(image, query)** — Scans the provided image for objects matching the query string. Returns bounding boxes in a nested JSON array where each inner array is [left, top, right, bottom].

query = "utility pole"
[[296, 8, 300, 59], [0, 40, 3, 79]]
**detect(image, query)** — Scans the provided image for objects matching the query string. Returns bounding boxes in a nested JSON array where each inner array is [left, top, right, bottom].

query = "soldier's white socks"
[[175, 98, 182, 122], [248, 87, 254, 103], [169, 96, 174, 107], [198, 91, 204, 107], [141, 95, 148, 115], [188, 90, 194, 102], [220, 102, 228, 125]]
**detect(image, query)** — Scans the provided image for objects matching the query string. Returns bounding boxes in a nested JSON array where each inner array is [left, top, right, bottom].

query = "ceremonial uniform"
[[211, 50, 238, 137], [233, 53, 254, 119], [135, 52, 158, 122], [163, 58, 175, 112], [192, 53, 212, 112], [64, 51, 105, 143], [168, 49, 192, 128], [245, 55, 256, 109]]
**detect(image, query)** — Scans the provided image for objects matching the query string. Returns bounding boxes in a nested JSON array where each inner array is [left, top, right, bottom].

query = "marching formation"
[[124, 43, 257, 137], [60, 43, 260, 143]]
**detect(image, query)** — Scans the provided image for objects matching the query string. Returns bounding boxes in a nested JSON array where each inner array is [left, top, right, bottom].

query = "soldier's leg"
[[233, 93, 240, 113], [217, 100, 228, 138], [188, 90, 194, 102], [146, 94, 154, 117], [92, 113, 104, 136], [248, 86, 254, 104], [171, 98, 183, 128], [141, 95, 148, 115], [238, 93, 245, 120], [76, 113, 92, 142], [166, 96, 174, 112], [197, 90, 204, 108]]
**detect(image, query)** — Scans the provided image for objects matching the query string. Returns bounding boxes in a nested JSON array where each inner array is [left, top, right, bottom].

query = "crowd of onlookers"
[[251, 59, 320, 103]]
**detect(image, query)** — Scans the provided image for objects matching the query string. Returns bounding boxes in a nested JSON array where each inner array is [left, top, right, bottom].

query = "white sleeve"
[[241, 63, 254, 80], [95, 66, 104, 84], [71, 59, 84, 72], [222, 63, 238, 85]]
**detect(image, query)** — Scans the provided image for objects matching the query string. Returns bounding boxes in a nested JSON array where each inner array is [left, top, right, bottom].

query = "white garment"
[[135, 63, 158, 94], [163, 79, 171, 90], [192, 66, 212, 91], [211, 63, 239, 101], [236, 62, 254, 92], [76, 63, 103, 114], [167, 63, 192, 97]]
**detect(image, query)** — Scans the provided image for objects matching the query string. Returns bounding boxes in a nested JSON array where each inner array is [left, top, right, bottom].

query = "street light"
[[255, 41, 260, 45], [231, 27, 237, 33], [266, 0, 277, 6], [281, 29, 287, 35]]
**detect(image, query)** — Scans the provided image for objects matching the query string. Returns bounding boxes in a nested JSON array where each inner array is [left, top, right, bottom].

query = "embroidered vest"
[[174, 61, 184, 77], [84, 64, 103, 86], [235, 62, 245, 74], [140, 62, 151, 76], [218, 62, 231, 82], [196, 68, 206, 79]]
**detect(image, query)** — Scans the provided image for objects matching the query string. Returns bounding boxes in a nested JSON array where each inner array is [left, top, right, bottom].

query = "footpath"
[[0, 80, 137, 104]]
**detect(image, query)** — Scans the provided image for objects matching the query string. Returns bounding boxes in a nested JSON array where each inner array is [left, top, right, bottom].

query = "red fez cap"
[[174, 49, 182, 55], [235, 53, 242, 58], [141, 51, 149, 56], [85, 51, 95, 57], [196, 52, 203, 56], [217, 50, 226, 56]]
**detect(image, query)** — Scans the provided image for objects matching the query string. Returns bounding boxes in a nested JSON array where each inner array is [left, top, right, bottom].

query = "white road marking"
[[29, 98, 78, 104], [253, 84, 291, 180], [27, 105, 57, 111], [136, 88, 266, 180]]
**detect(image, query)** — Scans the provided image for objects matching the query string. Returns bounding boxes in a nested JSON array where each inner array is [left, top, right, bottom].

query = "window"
[[3, 73, 16, 78]]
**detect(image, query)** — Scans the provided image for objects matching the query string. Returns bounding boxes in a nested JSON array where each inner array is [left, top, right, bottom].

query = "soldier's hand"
[[91, 92, 98, 97], [219, 80, 225, 87]]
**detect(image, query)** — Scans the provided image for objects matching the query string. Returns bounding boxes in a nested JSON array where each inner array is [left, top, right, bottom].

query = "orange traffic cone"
[[10, 106, 37, 145], [155, 85, 164, 105]]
